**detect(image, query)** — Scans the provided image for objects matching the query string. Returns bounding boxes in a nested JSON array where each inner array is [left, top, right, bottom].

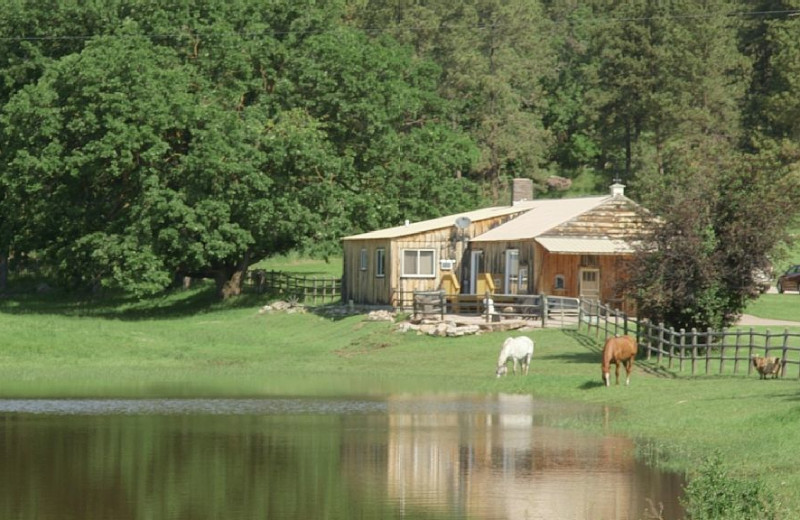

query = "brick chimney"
[[512, 178, 533, 205]]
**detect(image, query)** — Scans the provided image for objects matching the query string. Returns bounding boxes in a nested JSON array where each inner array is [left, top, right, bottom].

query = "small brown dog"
[[752, 356, 782, 379]]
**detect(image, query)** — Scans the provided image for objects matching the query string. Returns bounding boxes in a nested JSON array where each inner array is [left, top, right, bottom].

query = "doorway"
[[579, 268, 600, 301]]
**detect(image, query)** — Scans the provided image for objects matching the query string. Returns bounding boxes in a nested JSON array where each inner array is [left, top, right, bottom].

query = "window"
[[376, 248, 385, 278], [554, 275, 565, 290], [360, 248, 368, 271], [402, 249, 436, 278], [580, 255, 600, 268]]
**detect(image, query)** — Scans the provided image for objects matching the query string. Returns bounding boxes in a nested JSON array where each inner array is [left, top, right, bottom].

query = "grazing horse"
[[496, 336, 534, 377], [601, 335, 638, 387]]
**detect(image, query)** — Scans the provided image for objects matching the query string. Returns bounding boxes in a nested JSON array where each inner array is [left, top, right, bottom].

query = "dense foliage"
[[0, 0, 798, 319]]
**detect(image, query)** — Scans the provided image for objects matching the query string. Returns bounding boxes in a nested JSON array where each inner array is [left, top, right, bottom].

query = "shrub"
[[681, 452, 781, 520]]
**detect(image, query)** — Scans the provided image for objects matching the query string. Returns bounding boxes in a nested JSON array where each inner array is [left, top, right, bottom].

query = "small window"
[[580, 255, 599, 268], [554, 274, 565, 290], [376, 248, 386, 278], [360, 248, 368, 271], [402, 249, 436, 278]]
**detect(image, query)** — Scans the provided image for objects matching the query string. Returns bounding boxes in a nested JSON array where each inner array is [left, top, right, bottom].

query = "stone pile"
[[396, 320, 483, 337], [258, 300, 307, 314]]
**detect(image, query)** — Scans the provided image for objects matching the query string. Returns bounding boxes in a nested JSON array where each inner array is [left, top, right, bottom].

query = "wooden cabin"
[[469, 184, 652, 312], [341, 202, 537, 307], [341, 182, 654, 312]]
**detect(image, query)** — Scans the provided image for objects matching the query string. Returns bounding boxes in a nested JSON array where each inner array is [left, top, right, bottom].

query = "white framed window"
[[401, 249, 436, 278], [376, 248, 386, 278], [360, 248, 368, 271], [554, 274, 565, 290]]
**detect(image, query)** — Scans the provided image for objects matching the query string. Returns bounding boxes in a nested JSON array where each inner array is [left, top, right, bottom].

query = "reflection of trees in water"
[[0, 414, 368, 520], [0, 398, 683, 519]]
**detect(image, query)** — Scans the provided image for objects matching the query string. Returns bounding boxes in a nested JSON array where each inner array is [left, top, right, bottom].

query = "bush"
[[682, 452, 781, 519]]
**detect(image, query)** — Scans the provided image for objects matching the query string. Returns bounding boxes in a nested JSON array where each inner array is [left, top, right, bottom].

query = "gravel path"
[[736, 314, 800, 327]]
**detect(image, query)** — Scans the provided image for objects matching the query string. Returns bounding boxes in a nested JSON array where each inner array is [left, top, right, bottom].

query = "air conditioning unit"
[[440, 259, 455, 271]]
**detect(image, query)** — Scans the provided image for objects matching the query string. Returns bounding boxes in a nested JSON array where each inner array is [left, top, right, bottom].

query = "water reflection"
[[0, 395, 683, 520]]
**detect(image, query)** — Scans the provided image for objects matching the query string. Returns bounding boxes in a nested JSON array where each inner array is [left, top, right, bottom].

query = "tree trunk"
[[215, 252, 250, 299], [0, 251, 7, 292]]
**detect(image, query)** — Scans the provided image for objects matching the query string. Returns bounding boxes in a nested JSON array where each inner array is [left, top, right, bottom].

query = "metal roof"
[[536, 237, 636, 254], [342, 201, 539, 241], [469, 196, 609, 242]]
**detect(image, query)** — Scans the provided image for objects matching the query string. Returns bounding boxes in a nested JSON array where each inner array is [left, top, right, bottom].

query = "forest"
[[0, 0, 799, 327]]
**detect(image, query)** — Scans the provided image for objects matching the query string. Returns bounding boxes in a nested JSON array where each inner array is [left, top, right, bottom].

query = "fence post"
[[690, 328, 698, 376], [705, 327, 713, 375], [676, 328, 683, 372], [670, 327, 677, 370], [541, 294, 548, 328], [657, 324, 665, 366], [733, 329, 742, 375], [764, 330, 772, 359], [719, 328, 727, 375], [782, 329, 789, 378], [592, 302, 600, 338], [747, 328, 755, 375], [439, 290, 445, 321], [623, 311, 629, 337]]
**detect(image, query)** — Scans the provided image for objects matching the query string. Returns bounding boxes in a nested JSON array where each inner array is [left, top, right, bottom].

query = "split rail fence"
[[580, 299, 800, 379], [247, 269, 341, 305]]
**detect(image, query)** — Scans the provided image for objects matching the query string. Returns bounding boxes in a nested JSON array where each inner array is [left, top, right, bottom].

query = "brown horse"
[[601, 335, 638, 387]]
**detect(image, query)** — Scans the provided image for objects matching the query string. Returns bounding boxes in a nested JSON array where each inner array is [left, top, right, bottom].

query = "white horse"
[[496, 336, 535, 377]]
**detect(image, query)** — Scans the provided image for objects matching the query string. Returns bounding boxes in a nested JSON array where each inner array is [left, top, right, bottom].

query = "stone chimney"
[[512, 178, 534, 205], [610, 182, 625, 197]]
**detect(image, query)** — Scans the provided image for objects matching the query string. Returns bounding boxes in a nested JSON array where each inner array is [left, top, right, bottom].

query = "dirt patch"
[[736, 314, 800, 327]]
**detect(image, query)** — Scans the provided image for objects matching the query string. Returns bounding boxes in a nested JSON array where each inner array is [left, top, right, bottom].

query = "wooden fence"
[[412, 290, 581, 328], [247, 269, 341, 305], [580, 299, 800, 379]]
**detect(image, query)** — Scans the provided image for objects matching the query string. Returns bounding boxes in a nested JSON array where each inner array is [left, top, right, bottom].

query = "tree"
[[349, 0, 554, 199], [0, 3, 480, 297], [627, 147, 800, 330], [0, 27, 274, 296]]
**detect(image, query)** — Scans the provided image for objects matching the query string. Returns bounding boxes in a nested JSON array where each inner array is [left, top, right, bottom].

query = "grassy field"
[[2, 277, 800, 516]]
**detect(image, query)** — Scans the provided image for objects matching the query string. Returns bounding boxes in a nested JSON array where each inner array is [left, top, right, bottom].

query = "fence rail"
[[411, 290, 580, 328], [247, 269, 341, 305], [580, 299, 800, 379]]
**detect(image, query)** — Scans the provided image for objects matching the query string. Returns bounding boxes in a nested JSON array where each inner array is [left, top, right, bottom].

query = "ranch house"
[[341, 180, 654, 312]]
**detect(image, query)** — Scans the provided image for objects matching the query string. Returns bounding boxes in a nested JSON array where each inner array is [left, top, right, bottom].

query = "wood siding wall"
[[473, 241, 536, 294], [342, 213, 525, 306]]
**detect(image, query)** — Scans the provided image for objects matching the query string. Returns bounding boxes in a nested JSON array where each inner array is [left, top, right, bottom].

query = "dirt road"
[[736, 314, 800, 327]]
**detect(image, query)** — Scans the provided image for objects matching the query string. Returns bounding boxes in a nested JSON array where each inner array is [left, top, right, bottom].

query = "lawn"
[[1, 278, 800, 516], [746, 293, 800, 322]]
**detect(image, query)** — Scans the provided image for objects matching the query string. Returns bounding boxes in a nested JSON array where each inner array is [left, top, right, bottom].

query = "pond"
[[0, 394, 684, 520]]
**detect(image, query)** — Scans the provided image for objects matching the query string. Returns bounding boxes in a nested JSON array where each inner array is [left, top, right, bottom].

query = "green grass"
[[3, 279, 800, 514], [745, 293, 800, 322], [251, 253, 342, 278]]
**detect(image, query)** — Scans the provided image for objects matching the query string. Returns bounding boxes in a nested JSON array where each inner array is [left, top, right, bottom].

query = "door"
[[579, 268, 600, 301], [469, 250, 484, 294], [504, 249, 520, 294]]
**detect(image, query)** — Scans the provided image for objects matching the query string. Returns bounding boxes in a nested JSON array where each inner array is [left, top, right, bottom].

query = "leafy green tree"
[[0, 2, 480, 297], [0, 28, 269, 296], [628, 146, 800, 330], [349, 0, 554, 199]]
